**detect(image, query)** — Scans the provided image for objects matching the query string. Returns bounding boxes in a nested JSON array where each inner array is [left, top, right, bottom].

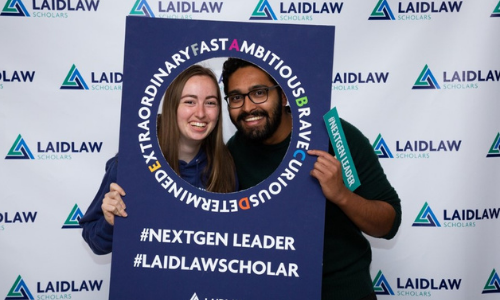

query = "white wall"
[[1, 1, 499, 299]]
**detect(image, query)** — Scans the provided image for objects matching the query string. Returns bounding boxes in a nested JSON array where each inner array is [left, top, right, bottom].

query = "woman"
[[80, 65, 237, 255]]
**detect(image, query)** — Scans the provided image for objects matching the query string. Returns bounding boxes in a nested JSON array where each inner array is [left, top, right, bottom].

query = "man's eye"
[[252, 89, 265, 97], [230, 95, 243, 101]]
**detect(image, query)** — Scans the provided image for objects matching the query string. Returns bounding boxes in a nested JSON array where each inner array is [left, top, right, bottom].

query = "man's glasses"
[[224, 85, 279, 109]]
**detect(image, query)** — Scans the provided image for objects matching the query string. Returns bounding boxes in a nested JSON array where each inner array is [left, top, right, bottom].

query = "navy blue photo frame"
[[111, 17, 335, 300]]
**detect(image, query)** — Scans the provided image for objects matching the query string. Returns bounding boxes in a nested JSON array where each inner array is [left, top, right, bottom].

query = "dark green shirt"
[[227, 119, 402, 300]]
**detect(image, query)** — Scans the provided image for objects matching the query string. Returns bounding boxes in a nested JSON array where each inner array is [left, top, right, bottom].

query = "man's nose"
[[241, 94, 257, 112]]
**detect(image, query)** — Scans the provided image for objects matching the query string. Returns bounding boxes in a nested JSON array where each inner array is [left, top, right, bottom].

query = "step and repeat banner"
[[1, 1, 499, 300]]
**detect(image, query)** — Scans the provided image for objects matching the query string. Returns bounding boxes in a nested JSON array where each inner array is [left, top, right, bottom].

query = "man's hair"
[[221, 58, 278, 95]]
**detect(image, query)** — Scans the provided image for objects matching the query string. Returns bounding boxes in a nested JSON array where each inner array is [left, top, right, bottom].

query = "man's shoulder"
[[226, 132, 238, 150], [339, 118, 370, 146], [340, 118, 362, 136]]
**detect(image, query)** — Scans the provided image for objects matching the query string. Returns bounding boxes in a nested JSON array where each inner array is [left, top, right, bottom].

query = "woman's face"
[[176, 75, 220, 147]]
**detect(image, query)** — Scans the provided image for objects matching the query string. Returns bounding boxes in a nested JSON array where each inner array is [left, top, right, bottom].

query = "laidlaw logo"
[[4, 275, 104, 299], [373, 271, 462, 297], [1, 0, 100, 18], [486, 133, 500, 157], [61, 204, 83, 229], [190, 293, 200, 300], [250, 0, 276, 20], [5, 134, 34, 159], [413, 202, 441, 227], [413, 202, 500, 228], [5, 275, 34, 299], [130, 0, 223, 18], [482, 269, 500, 294], [60, 64, 88, 90], [413, 64, 440, 89], [373, 270, 395, 295], [369, 0, 463, 21], [369, 0, 394, 20], [60, 64, 122, 91], [5, 134, 103, 160], [373, 134, 394, 158], [413, 64, 500, 90], [130, 0, 155, 17], [0, 0, 30, 17], [332, 71, 389, 91], [492, 1, 500, 17], [250, 0, 343, 21], [371, 134, 460, 159]]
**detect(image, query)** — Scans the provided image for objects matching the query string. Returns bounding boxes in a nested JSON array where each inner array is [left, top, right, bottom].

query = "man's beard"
[[232, 99, 283, 143]]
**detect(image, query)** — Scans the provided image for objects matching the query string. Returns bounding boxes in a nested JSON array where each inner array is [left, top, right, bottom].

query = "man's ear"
[[281, 90, 288, 106]]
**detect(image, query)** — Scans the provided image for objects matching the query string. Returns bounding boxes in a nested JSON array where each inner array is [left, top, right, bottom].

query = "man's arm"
[[308, 149, 396, 237]]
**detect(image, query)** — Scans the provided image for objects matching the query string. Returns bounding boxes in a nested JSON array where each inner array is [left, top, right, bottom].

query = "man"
[[222, 58, 402, 300]]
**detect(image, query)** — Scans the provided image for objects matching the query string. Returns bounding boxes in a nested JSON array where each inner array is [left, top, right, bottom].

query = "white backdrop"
[[1, 1, 499, 299]]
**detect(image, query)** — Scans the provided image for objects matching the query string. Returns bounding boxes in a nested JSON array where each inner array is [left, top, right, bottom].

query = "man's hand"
[[307, 149, 350, 206]]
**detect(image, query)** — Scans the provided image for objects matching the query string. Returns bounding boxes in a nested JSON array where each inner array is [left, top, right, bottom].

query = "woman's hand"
[[101, 183, 127, 226]]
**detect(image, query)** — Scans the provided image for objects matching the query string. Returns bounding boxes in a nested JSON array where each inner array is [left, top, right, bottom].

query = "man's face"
[[227, 66, 283, 143]]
